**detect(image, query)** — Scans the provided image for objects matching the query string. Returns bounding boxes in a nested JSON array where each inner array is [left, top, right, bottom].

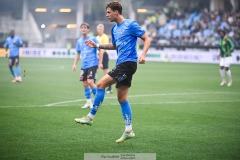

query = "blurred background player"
[[218, 30, 234, 87], [96, 23, 113, 94], [5, 29, 23, 83], [72, 22, 103, 108]]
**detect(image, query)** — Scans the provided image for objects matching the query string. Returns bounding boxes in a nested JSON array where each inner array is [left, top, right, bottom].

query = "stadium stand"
[[0, 0, 239, 49], [142, 7, 240, 50]]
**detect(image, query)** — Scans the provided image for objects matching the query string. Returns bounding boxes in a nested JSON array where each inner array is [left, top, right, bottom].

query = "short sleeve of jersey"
[[130, 21, 145, 38], [111, 24, 117, 45], [75, 40, 81, 53], [17, 37, 23, 44], [5, 38, 10, 47]]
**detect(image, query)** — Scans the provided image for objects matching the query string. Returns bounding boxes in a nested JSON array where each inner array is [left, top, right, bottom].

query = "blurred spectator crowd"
[[143, 7, 240, 48]]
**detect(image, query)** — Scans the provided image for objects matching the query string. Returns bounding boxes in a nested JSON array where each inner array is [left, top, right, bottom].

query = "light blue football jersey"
[[76, 36, 99, 69], [111, 19, 145, 65], [5, 36, 23, 57]]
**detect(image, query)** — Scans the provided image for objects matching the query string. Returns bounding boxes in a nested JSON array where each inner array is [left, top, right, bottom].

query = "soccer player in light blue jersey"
[[72, 22, 104, 109], [75, 2, 151, 143], [5, 29, 23, 83]]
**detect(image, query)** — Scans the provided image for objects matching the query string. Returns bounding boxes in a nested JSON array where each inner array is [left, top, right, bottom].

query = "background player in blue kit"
[[74, 2, 151, 143], [72, 22, 104, 109], [5, 29, 23, 83]]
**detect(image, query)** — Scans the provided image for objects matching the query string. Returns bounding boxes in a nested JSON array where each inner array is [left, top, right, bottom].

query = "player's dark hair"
[[106, 1, 122, 15], [219, 29, 226, 35], [80, 22, 90, 29]]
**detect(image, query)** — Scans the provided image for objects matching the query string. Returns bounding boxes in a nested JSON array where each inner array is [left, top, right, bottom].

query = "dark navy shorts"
[[102, 52, 109, 70], [80, 66, 98, 81], [108, 61, 137, 88], [9, 56, 20, 67]]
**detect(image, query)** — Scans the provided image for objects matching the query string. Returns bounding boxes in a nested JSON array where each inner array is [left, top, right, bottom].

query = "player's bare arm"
[[13, 42, 23, 47], [5, 46, 9, 57], [85, 40, 116, 50], [98, 49, 104, 69], [138, 33, 151, 64], [72, 52, 80, 71], [99, 43, 116, 50]]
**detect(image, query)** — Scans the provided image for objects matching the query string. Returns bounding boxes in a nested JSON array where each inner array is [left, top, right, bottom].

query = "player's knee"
[[96, 82, 104, 88], [9, 63, 13, 68], [220, 66, 224, 70], [117, 97, 127, 102], [83, 83, 88, 88], [87, 79, 94, 85], [225, 67, 229, 71]]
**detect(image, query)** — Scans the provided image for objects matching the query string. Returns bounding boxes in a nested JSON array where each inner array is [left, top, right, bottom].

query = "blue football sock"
[[92, 88, 97, 96], [84, 87, 91, 99], [90, 88, 105, 115], [16, 66, 21, 77], [9, 67, 15, 77], [120, 101, 132, 126]]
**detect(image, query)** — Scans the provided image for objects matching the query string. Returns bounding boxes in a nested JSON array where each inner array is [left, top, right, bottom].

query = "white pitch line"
[[45, 97, 117, 107], [0, 91, 239, 108], [45, 91, 240, 107], [1, 100, 240, 108], [103, 100, 240, 106]]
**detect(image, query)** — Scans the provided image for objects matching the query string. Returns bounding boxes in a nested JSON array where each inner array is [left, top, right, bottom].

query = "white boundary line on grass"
[[45, 91, 240, 106], [0, 91, 239, 108], [104, 100, 240, 106], [1, 100, 240, 108]]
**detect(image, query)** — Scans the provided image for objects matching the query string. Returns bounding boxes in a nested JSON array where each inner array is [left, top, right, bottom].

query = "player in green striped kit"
[[218, 30, 234, 87]]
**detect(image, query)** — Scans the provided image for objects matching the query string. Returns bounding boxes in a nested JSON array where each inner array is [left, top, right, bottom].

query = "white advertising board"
[[21, 48, 240, 64]]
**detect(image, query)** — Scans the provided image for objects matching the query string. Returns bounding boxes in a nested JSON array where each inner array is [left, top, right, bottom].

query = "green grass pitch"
[[0, 57, 240, 160]]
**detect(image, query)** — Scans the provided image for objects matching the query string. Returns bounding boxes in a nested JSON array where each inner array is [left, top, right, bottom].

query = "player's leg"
[[114, 62, 137, 143], [87, 66, 98, 96], [74, 74, 116, 124], [80, 69, 92, 108], [102, 52, 112, 94], [82, 81, 92, 108], [225, 57, 232, 87], [115, 85, 135, 143], [9, 58, 17, 82], [219, 57, 226, 86], [15, 57, 22, 82]]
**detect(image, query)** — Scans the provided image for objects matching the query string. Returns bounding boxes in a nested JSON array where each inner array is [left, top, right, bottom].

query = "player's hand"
[[85, 40, 97, 48], [138, 54, 146, 64], [72, 64, 77, 71]]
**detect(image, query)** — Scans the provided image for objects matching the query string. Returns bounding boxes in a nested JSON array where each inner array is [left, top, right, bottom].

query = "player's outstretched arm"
[[85, 40, 116, 50], [138, 33, 151, 64], [99, 43, 116, 50]]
